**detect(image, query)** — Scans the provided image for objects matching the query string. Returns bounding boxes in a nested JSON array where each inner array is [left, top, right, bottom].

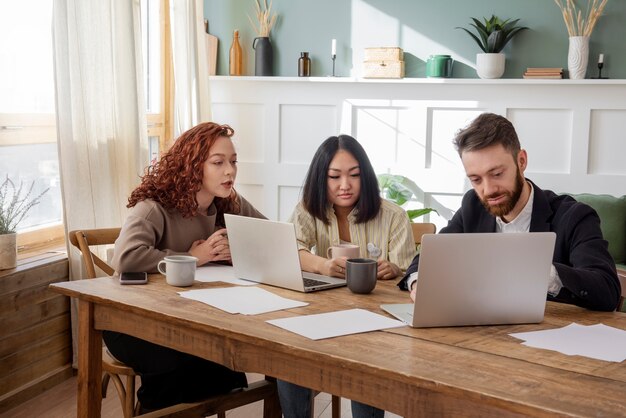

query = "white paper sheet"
[[266, 308, 406, 340], [179, 287, 308, 315], [194, 264, 257, 286], [510, 322, 626, 362]]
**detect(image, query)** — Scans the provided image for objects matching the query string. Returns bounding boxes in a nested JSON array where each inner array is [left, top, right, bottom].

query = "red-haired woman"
[[105, 122, 264, 412]]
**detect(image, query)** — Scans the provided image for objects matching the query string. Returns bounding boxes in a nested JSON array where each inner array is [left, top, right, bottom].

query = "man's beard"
[[480, 169, 525, 218]]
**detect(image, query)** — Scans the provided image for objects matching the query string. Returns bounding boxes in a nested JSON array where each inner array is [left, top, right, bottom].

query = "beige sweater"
[[112, 196, 264, 273]]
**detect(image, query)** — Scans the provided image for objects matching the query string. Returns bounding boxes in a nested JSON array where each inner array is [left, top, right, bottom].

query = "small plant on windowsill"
[[0, 176, 48, 269], [377, 174, 437, 222]]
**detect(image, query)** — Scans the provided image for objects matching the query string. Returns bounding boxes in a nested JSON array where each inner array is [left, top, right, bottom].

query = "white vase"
[[568, 36, 589, 80], [0, 232, 17, 270], [476, 53, 505, 79]]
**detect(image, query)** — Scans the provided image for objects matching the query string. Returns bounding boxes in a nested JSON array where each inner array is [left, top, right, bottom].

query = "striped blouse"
[[288, 199, 417, 272]]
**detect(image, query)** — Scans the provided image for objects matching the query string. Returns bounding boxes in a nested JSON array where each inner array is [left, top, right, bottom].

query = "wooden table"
[[50, 276, 626, 417]]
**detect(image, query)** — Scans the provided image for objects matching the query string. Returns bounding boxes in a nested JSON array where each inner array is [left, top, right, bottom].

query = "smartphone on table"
[[119, 272, 148, 285]]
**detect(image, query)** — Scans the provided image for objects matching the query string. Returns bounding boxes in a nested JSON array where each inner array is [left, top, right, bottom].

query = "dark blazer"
[[398, 180, 621, 311]]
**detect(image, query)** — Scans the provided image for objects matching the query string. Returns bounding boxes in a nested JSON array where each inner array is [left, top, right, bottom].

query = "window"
[[0, 1, 63, 250], [142, 0, 174, 162], [0, 0, 172, 253]]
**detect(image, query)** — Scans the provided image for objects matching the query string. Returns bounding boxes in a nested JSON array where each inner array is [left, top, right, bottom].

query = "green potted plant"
[[0, 176, 48, 270], [377, 173, 439, 247], [377, 174, 436, 221], [457, 15, 528, 79]]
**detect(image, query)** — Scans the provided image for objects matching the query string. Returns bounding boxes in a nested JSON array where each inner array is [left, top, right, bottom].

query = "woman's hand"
[[188, 228, 231, 265], [376, 260, 401, 280], [319, 257, 348, 279]]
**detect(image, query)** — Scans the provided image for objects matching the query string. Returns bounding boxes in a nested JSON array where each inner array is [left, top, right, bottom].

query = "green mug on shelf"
[[426, 55, 453, 78]]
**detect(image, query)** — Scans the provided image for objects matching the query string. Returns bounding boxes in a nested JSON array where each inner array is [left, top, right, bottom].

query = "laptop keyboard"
[[303, 277, 330, 288]]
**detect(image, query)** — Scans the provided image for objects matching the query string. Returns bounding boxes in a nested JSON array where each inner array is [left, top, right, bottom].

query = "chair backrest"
[[411, 222, 436, 246], [69, 228, 121, 278], [618, 270, 626, 313]]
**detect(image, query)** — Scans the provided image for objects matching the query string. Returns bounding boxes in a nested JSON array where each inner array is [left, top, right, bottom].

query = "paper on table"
[[179, 286, 308, 315], [195, 264, 257, 286], [266, 308, 405, 340], [510, 322, 626, 362]]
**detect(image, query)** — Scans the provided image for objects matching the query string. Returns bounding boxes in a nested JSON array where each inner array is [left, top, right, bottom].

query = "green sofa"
[[572, 194, 626, 272], [572, 194, 626, 312]]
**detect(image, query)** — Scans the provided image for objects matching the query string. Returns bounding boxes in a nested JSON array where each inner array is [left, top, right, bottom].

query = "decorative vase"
[[229, 30, 243, 76], [253, 37, 273, 76], [568, 36, 589, 80], [476, 53, 505, 79], [0, 232, 17, 270]]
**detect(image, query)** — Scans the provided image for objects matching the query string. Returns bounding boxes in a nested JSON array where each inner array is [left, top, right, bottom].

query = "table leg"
[[78, 300, 102, 417]]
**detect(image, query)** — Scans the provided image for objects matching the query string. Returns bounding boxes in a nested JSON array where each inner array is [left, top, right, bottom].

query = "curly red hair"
[[128, 122, 240, 222]]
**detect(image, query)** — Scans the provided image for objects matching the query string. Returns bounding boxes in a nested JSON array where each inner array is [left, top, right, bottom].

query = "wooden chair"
[[411, 222, 437, 247], [617, 269, 626, 313], [69, 228, 281, 418]]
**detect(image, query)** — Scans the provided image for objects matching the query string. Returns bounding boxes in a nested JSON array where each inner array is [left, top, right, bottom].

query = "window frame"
[[6, 0, 174, 255]]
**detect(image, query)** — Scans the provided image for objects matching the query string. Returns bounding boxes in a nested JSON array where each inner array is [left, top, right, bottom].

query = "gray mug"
[[346, 258, 377, 294]]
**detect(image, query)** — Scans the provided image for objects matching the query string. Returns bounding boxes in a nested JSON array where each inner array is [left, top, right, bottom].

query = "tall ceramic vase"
[[253, 37, 273, 76], [568, 36, 589, 80]]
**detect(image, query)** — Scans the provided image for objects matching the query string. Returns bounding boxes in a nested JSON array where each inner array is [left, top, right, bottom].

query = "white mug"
[[157, 255, 198, 287]]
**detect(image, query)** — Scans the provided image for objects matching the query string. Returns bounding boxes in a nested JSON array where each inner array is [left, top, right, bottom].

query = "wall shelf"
[[210, 75, 626, 85]]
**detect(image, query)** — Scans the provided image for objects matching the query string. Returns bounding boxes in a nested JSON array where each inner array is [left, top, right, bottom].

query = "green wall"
[[205, 0, 626, 79]]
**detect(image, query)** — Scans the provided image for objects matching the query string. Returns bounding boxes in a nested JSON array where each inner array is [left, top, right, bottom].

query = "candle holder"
[[331, 54, 336, 77], [591, 62, 608, 79]]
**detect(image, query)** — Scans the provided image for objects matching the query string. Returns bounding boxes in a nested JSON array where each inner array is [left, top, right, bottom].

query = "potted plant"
[[0, 176, 48, 270], [457, 15, 528, 79], [377, 173, 438, 248]]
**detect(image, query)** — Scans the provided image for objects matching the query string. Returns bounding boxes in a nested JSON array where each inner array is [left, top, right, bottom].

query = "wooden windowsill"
[[0, 239, 68, 279]]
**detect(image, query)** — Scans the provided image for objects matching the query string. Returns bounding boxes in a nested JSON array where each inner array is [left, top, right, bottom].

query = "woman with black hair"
[[277, 134, 416, 418]]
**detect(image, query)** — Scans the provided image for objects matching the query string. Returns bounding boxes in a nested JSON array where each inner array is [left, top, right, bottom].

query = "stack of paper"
[[179, 287, 308, 315], [523, 68, 563, 79], [194, 264, 257, 286], [510, 322, 626, 362], [267, 308, 405, 340]]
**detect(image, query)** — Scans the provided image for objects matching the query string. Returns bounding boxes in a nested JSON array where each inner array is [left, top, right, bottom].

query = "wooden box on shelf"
[[363, 47, 405, 79], [364, 47, 404, 61]]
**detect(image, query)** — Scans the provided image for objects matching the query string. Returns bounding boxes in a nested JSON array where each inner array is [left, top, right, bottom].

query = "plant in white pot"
[[0, 176, 48, 270], [457, 15, 528, 79]]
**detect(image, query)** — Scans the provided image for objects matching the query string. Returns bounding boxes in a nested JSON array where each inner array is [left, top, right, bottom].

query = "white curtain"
[[53, 0, 148, 365], [170, 0, 212, 136]]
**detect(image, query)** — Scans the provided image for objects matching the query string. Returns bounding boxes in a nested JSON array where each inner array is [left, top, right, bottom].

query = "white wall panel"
[[279, 104, 337, 164], [589, 110, 626, 175], [212, 103, 265, 163], [509, 109, 572, 174], [210, 77, 626, 221], [279, 186, 302, 222], [236, 184, 265, 215]]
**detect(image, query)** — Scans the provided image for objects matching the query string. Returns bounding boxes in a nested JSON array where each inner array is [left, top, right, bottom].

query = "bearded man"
[[398, 113, 620, 311]]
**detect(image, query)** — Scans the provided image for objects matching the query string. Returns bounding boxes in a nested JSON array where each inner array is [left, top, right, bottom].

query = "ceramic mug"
[[426, 55, 453, 78], [157, 255, 198, 287], [345, 258, 377, 294], [327, 244, 360, 259]]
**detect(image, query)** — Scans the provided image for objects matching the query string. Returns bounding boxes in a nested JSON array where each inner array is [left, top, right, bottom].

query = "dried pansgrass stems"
[[248, 0, 278, 37], [554, 0, 609, 37]]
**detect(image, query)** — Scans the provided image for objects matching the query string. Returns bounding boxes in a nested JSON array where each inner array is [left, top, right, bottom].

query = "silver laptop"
[[224, 214, 346, 292], [382, 232, 556, 327]]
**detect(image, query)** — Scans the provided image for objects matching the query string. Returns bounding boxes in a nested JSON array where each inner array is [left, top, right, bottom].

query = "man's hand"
[[376, 260, 401, 280], [410, 281, 417, 302]]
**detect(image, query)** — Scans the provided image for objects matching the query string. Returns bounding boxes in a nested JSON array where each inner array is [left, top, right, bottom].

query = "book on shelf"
[[525, 67, 563, 73], [523, 74, 563, 79], [523, 67, 563, 79]]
